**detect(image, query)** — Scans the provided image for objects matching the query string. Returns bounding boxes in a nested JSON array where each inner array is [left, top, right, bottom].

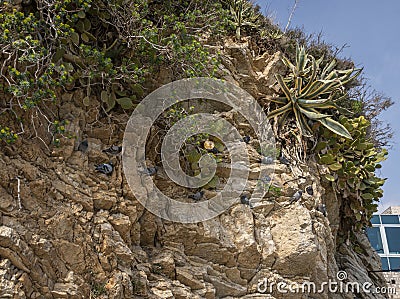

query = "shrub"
[[316, 116, 387, 229]]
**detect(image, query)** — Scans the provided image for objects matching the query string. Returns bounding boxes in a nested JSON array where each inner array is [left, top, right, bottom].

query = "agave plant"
[[268, 45, 362, 139], [228, 0, 260, 40]]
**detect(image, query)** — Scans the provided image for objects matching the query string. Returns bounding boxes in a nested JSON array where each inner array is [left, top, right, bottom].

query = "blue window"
[[385, 227, 400, 254], [381, 257, 389, 271], [389, 257, 400, 271], [381, 215, 400, 224], [371, 215, 380, 224], [366, 227, 384, 253]]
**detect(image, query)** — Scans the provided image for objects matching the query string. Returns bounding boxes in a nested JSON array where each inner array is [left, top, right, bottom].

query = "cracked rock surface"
[[0, 40, 386, 298]]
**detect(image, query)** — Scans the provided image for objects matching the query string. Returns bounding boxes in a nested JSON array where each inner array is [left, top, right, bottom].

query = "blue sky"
[[255, 0, 400, 213]]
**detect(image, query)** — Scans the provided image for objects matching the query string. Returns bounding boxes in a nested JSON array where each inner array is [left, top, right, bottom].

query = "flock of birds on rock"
[[95, 145, 122, 175], [77, 140, 157, 177], [77, 136, 326, 217]]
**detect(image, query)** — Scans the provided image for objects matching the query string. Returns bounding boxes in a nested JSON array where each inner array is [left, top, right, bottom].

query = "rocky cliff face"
[[0, 39, 387, 298]]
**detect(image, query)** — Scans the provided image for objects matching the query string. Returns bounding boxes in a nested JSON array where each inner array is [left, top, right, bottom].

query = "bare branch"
[[16, 176, 22, 210], [284, 0, 299, 33]]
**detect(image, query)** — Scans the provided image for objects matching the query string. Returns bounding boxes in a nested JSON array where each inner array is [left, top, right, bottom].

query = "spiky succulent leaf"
[[303, 80, 339, 100], [296, 45, 308, 75], [298, 106, 330, 120], [278, 111, 290, 129], [340, 68, 362, 86], [315, 55, 324, 67], [282, 56, 296, 72], [293, 106, 311, 137], [334, 103, 353, 116], [321, 59, 336, 79], [275, 74, 293, 102], [298, 98, 333, 106], [301, 56, 317, 93], [270, 97, 288, 104], [318, 117, 353, 139], [268, 102, 292, 119], [300, 111, 313, 134], [270, 43, 361, 140], [295, 77, 302, 94]]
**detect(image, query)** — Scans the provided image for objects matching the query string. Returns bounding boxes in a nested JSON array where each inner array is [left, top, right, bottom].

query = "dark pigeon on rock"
[[240, 194, 254, 208], [141, 166, 157, 176], [189, 191, 204, 201], [306, 185, 314, 196], [208, 147, 219, 154], [317, 204, 327, 217], [102, 145, 122, 155], [243, 136, 251, 144], [260, 156, 274, 165], [289, 190, 303, 204], [279, 154, 290, 166], [78, 140, 88, 152], [95, 162, 113, 175], [258, 175, 272, 184]]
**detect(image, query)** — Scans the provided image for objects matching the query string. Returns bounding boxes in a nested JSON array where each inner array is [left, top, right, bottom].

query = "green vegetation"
[[268, 45, 361, 139], [267, 185, 282, 197], [90, 282, 106, 297], [131, 278, 144, 295], [86, 270, 106, 297], [316, 116, 387, 229], [157, 103, 226, 189], [0, 126, 18, 143], [0, 0, 230, 144], [227, 0, 261, 40], [52, 119, 74, 146], [0, 0, 392, 230], [268, 44, 389, 230]]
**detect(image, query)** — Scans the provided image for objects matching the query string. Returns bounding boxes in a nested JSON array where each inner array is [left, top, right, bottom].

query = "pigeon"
[[102, 145, 122, 155], [141, 166, 158, 176], [279, 154, 290, 165], [189, 191, 204, 201], [260, 156, 274, 165], [258, 175, 272, 184], [78, 140, 88, 152], [317, 204, 327, 217], [240, 194, 254, 208], [243, 136, 251, 144], [289, 190, 303, 204], [95, 162, 113, 175], [306, 185, 314, 196], [240, 194, 250, 205]]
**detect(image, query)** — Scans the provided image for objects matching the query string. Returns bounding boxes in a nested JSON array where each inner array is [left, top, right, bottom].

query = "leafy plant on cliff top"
[[268, 44, 362, 139], [227, 0, 261, 40], [0, 0, 228, 143]]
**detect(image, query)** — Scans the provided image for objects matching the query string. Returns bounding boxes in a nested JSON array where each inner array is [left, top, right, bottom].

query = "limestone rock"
[[0, 39, 387, 299], [52, 282, 79, 298]]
